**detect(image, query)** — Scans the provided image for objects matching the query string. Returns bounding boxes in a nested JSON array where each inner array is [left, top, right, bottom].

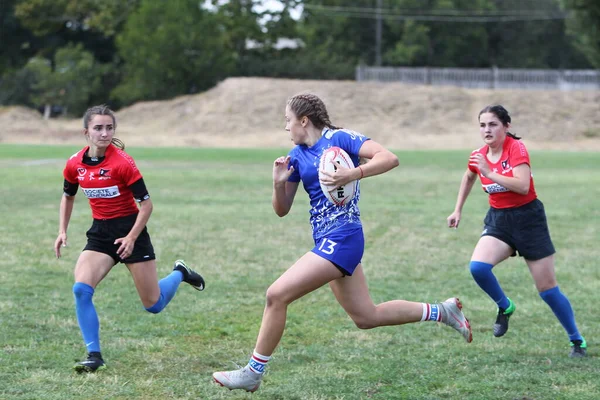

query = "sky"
[[202, 0, 302, 20]]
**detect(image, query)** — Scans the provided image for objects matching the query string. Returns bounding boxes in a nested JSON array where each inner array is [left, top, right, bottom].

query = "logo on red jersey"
[[77, 168, 86, 176], [98, 168, 112, 180], [82, 185, 120, 199], [501, 159, 510, 170]]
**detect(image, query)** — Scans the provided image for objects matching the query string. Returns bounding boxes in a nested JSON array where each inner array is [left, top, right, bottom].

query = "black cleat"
[[74, 352, 106, 373], [569, 338, 587, 358], [174, 259, 205, 291], [493, 299, 515, 337]]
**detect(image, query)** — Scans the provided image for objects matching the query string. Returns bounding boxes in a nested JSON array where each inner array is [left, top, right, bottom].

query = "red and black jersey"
[[63, 144, 143, 219], [468, 136, 537, 209]]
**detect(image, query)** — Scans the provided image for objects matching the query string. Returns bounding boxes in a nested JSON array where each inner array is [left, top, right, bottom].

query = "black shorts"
[[481, 198, 555, 261], [83, 213, 156, 264]]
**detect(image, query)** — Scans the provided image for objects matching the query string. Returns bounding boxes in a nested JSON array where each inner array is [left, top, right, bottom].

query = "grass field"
[[0, 144, 598, 400]]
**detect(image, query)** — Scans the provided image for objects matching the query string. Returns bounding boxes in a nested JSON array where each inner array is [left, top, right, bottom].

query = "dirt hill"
[[2, 77, 599, 150]]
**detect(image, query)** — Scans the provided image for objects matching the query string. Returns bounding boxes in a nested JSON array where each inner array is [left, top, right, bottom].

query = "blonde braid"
[[288, 93, 340, 130]]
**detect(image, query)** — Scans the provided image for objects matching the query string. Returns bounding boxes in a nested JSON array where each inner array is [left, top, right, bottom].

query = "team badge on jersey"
[[99, 168, 112, 180], [501, 159, 510, 170]]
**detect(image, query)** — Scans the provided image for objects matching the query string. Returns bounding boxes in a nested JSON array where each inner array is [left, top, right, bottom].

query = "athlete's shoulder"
[[471, 146, 486, 155], [324, 127, 369, 143], [288, 144, 304, 159], [507, 136, 528, 156], [109, 145, 138, 165], [66, 147, 86, 165]]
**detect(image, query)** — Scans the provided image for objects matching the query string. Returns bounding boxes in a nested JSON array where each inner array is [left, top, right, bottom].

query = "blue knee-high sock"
[[145, 271, 183, 314], [539, 286, 582, 342], [469, 261, 510, 310], [73, 282, 101, 353]]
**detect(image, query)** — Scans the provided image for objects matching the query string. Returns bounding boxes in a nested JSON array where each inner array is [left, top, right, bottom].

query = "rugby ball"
[[319, 146, 358, 206]]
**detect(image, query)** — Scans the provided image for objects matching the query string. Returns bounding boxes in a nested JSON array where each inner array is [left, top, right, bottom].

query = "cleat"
[[569, 338, 587, 358], [213, 366, 262, 392], [493, 298, 515, 337], [73, 352, 106, 373], [440, 297, 473, 343], [173, 259, 205, 291]]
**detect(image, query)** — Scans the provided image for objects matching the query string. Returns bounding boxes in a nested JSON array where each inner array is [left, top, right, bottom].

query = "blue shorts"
[[311, 228, 364, 276]]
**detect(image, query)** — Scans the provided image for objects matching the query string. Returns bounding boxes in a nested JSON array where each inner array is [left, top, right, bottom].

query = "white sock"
[[420, 303, 441, 322], [248, 350, 271, 374]]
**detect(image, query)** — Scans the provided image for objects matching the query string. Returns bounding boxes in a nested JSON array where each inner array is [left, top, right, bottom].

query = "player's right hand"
[[273, 155, 294, 185], [54, 233, 68, 258], [447, 211, 461, 229]]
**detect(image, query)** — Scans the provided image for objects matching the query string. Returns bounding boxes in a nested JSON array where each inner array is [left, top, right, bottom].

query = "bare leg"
[[74, 250, 115, 287], [329, 264, 422, 328], [525, 255, 557, 292], [254, 252, 343, 356], [126, 260, 160, 308]]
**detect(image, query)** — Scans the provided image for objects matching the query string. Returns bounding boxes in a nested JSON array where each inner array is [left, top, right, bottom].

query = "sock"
[[73, 282, 101, 353], [145, 271, 184, 314], [421, 303, 442, 322], [469, 261, 510, 310], [539, 286, 582, 342], [247, 350, 271, 375]]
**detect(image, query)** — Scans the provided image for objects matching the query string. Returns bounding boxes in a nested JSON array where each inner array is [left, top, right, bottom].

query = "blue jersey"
[[287, 128, 370, 240]]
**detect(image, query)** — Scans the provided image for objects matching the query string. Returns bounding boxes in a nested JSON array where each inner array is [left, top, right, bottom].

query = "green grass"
[[0, 144, 598, 400]]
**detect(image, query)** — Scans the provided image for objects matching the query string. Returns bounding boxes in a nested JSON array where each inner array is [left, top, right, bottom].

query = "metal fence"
[[355, 66, 600, 90]]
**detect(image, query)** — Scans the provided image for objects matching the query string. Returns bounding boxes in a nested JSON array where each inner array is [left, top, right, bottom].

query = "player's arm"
[[356, 140, 399, 180], [128, 178, 152, 240], [273, 181, 299, 217], [114, 178, 152, 259], [483, 163, 530, 195], [272, 155, 299, 217], [55, 180, 78, 258], [447, 168, 478, 228]]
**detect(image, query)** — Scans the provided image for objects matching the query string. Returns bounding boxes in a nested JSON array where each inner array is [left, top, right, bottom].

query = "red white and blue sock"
[[421, 303, 442, 322], [247, 350, 271, 375]]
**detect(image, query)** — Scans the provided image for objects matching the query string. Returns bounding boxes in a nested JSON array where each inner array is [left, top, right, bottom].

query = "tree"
[[113, 0, 235, 104], [562, 0, 600, 68], [0, 0, 44, 76], [24, 44, 101, 118]]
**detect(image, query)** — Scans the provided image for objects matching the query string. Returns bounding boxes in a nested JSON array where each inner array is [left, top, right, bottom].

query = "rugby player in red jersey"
[[447, 105, 586, 357], [54, 105, 206, 372]]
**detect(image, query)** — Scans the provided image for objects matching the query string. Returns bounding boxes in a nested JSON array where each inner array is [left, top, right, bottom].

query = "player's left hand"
[[115, 236, 136, 260], [469, 154, 491, 177], [319, 161, 353, 188]]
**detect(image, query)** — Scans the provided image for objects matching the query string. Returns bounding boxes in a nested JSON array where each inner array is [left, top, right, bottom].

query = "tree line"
[[1, 0, 598, 118]]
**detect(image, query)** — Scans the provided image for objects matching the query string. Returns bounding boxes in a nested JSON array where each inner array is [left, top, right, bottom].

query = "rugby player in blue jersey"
[[213, 93, 472, 392]]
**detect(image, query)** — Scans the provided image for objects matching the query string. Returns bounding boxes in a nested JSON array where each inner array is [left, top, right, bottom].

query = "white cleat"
[[439, 297, 473, 343], [212, 366, 262, 392]]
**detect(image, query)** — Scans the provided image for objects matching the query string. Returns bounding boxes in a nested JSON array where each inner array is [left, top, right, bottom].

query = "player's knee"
[[141, 290, 162, 312], [469, 261, 493, 279], [353, 316, 377, 330], [265, 285, 291, 308], [144, 295, 164, 314], [73, 282, 94, 300]]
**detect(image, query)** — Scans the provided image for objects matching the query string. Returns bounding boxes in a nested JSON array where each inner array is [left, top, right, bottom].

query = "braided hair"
[[479, 105, 521, 140], [82, 104, 125, 150], [287, 93, 340, 130]]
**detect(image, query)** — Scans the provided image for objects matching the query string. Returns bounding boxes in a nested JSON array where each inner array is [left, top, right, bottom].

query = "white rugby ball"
[[319, 146, 358, 206]]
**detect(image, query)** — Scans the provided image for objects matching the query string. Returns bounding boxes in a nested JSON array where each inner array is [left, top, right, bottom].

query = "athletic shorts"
[[83, 213, 156, 264], [481, 198, 555, 261], [312, 228, 364, 276]]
